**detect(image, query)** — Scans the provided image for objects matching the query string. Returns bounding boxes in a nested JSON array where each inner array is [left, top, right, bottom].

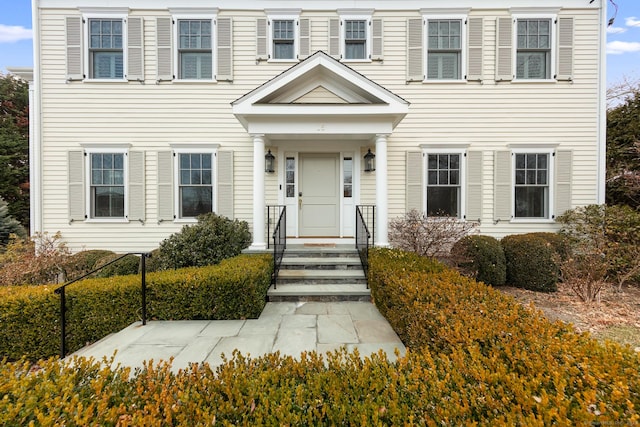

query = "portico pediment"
[[232, 51, 409, 135]]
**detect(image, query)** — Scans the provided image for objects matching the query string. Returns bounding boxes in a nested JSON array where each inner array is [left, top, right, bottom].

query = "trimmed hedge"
[[1, 248, 638, 424], [451, 234, 506, 286], [501, 233, 559, 292], [0, 254, 272, 361]]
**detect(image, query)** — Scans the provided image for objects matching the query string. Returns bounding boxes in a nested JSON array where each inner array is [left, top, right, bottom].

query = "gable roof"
[[232, 51, 409, 135]]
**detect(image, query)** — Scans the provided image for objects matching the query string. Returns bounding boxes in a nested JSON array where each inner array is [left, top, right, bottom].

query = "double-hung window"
[[88, 150, 126, 219], [516, 18, 552, 79], [178, 19, 213, 80], [514, 152, 550, 218], [173, 149, 216, 219], [272, 19, 295, 59], [88, 18, 124, 79], [426, 152, 463, 217], [427, 19, 462, 80], [344, 20, 367, 60]]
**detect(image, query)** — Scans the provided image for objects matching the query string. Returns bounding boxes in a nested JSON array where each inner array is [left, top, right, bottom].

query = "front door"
[[299, 153, 340, 236]]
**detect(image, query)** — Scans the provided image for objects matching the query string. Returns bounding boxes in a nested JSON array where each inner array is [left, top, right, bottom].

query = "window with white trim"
[[516, 18, 551, 79], [177, 19, 213, 80], [344, 20, 367, 60], [427, 19, 463, 80], [514, 152, 550, 218], [86, 149, 127, 219], [88, 18, 124, 79], [426, 152, 463, 217], [272, 19, 295, 59], [174, 149, 216, 218]]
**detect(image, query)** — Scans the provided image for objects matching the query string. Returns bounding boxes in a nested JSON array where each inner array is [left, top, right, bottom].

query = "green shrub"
[[94, 253, 141, 278], [451, 235, 506, 286], [155, 212, 252, 270], [501, 233, 559, 292], [65, 249, 115, 279], [0, 254, 272, 361], [526, 232, 571, 261]]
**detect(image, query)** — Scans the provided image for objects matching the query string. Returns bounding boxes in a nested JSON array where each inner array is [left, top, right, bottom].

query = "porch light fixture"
[[364, 149, 376, 172], [265, 150, 275, 173]]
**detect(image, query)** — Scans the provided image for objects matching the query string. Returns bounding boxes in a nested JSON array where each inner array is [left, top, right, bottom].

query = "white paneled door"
[[299, 153, 340, 236]]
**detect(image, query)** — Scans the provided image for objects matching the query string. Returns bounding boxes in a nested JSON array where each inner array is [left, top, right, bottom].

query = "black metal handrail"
[[53, 252, 150, 358], [356, 205, 375, 288], [266, 205, 286, 249], [271, 206, 286, 288]]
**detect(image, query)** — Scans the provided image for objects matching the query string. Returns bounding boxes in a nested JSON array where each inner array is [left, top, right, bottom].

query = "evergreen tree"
[[0, 196, 26, 247]]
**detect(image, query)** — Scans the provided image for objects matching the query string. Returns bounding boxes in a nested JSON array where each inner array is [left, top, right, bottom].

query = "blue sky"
[[0, 0, 638, 87]]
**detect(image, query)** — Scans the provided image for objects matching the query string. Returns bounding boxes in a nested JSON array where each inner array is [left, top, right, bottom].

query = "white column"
[[375, 134, 389, 247], [249, 134, 267, 250]]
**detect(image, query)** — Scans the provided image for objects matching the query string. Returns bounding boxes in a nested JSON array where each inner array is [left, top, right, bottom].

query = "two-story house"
[[15, 0, 606, 252]]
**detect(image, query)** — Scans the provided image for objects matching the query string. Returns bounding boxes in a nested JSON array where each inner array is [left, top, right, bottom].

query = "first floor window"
[[514, 153, 549, 218], [179, 153, 213, 217], [343, 157, 353, 198], [273, 19, 295, 59], [285, 157, 295, 198], [89, 18, 123, 79], [516, 18, 551, 79], [178, 19, 213, 79], [90, 152, 125, 217], [427, 153, 460, 217], [344, 20, 367, 59], [427, 19, 462, 80]]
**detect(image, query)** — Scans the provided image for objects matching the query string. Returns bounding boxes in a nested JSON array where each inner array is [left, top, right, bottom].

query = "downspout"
[[597, 0, 607, 205], [31, 0, 43, 235]]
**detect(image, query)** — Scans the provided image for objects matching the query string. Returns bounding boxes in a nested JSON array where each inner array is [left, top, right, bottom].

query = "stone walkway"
[[71, 301, 405, 372]]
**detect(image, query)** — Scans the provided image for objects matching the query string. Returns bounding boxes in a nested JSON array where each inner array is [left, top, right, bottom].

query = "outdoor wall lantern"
[[265, 150, 275, 173], [364, 148, 376, 172]]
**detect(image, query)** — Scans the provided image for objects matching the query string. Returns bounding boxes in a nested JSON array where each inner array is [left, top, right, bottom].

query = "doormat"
[[303, 243, 336, 247]]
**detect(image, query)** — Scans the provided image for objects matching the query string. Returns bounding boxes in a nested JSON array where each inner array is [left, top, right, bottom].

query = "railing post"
[[141, 253, 147, 326], [59, 287, 66, 358]]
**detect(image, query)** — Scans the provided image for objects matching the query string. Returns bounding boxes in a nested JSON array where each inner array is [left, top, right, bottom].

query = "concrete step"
[[276, 269, 367, 285], [267, 283, 370, 302], [280, 257, 363, 270], [282, 247, 360, 258]]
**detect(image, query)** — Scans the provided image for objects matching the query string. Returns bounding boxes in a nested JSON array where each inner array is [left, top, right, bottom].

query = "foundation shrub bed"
[[0, 249, 638, 424], [63, 249, 114, 279], [451, 235, 506, 286], [0, 254, 272, 361], [501, 233, 559, 292]]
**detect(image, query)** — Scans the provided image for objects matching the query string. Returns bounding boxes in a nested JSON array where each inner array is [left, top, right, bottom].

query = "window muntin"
[[272, 19, 295, 59], [179, 153, 213, 218], [89, 19, 123, 79], [343, 157, 353, 198], [514, 153, 549, 218], [427, 153, 460, 217], [90, 153, 125, 218], [285, 157, 296, 198], [344, 20, 367, 60], [178, 19, 213, 80], [427, 19, 462, 80], [516, 19, 551, 79]]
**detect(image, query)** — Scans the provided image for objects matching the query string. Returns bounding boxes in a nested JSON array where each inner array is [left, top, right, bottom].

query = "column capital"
[[250, 134, 266, 140], [375, 133, 390, 140]]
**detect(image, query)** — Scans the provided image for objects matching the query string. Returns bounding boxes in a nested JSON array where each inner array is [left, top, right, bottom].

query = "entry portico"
[[232, 51, 409, 250]]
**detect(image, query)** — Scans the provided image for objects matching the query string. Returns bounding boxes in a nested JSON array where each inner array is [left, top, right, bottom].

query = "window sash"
[[426, 153, 461, 217], [516, 19, 551, 79], [514, 153, 550, 218], [177, 19, 213, 79], [178, 153, 213, 218], [427, 19, 462, 80], [344, 20, 367, 59], [89, 152, 125, 218], [88, 18, 123, 78]]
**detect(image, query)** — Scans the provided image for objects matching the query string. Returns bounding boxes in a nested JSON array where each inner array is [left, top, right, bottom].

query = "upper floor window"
[[89, 19, 123, 79], [178, 19, 213, 80], [427, 19, 462, 80], [272, 19, 295, 59], [344, 20, 367, 60], [516, 19, 551, 79], [89, 151, 126, 218]]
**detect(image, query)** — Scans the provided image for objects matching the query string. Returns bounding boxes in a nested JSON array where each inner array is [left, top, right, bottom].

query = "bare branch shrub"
[[560, 253, 609, 303], [0, 232, 71, 286], [389, 210, 477, 259]]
